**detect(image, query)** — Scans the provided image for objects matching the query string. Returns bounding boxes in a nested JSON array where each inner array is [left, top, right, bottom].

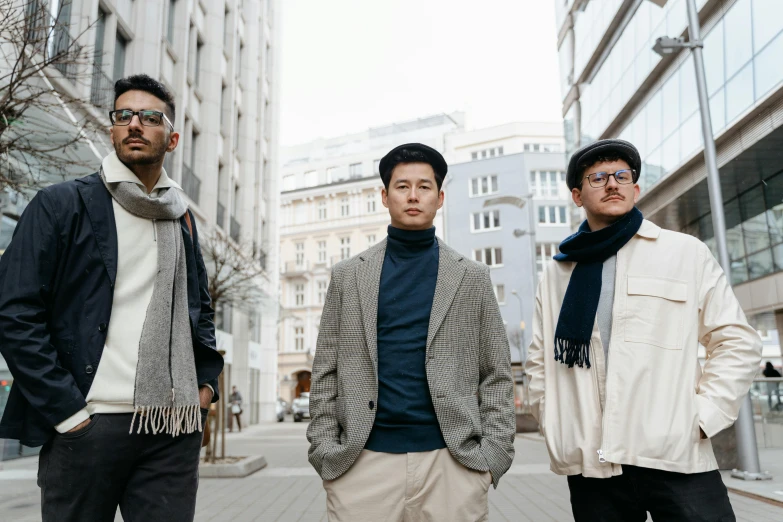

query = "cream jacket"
[[525, 220, 762, 478]]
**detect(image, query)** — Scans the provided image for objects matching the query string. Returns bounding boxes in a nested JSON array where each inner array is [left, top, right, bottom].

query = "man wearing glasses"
[[525, 139, 761, 520], [0, 74, 222, 521]]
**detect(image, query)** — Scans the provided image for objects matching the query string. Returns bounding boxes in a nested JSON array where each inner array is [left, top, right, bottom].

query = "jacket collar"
[[636, 219, 661, 240], [356, 237, 466, 374]]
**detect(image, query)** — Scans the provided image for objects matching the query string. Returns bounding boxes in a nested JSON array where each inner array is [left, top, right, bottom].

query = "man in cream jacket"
[[525, 139, 762, 521]]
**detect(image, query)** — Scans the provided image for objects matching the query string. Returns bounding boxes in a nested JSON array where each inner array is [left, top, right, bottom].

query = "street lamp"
[[647, 0, 767, 480]]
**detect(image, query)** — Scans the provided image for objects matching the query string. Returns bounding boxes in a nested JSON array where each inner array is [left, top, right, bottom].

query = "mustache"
[[602, 193, 625, 201], [123, 134, 150, 145]]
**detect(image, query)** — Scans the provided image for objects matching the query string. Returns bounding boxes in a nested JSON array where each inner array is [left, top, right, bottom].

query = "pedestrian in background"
[[229, 385, 243, 432], [0, 74, 222, 522], [763, 361, 782, 411], [526, 139, 762, 521], [307, 143, 515, 521]]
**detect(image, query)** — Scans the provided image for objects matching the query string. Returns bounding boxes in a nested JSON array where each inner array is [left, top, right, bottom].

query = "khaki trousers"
[[323, 448, 492, 522]]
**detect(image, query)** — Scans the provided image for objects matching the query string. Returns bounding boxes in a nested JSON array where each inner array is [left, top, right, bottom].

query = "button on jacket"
[[0, 173, 223, 447], [306, 240, 516, 488], [525, 220, 762, 478]]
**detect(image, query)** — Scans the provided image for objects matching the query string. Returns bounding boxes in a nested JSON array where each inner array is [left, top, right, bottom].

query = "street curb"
[[199, 455, 268, 478], [726, 487, 783, 508]]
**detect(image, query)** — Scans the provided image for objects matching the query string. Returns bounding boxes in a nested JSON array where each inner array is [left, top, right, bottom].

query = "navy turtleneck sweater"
[[364, 225, 447, 453]]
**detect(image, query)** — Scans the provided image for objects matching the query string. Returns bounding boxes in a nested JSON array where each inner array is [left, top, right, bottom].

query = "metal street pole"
[[684, 0, 764, 478]]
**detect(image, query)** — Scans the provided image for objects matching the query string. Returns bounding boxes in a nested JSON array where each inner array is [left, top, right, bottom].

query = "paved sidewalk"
[[2, 421, 783, 521]]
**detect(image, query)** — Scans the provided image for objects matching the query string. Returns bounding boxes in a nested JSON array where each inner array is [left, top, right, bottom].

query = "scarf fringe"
[[129, 404, 202, 437], [554, 337, 591, 369]]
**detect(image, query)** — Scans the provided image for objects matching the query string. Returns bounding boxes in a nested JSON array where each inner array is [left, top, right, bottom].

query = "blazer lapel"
[[356, 241, 386, 374], [426, 241, 467, 354], [77, 175, 118, 286]]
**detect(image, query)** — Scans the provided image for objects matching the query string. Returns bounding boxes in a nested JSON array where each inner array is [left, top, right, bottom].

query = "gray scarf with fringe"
[[100, 169, 202, 436]]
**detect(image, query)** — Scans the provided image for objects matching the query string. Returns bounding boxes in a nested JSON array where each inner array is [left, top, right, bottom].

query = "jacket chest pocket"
[[623, 276, 688, 350]]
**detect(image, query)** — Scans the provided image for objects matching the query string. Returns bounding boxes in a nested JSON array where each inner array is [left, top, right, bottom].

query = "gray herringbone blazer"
[[306, 238, 515, 488]]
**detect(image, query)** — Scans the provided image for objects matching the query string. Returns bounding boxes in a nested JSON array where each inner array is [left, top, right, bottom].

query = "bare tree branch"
[[200, 229, 268, 312], [0, 0, 105, 194]]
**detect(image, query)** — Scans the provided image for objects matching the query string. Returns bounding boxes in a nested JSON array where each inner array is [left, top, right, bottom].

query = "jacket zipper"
[[597, 251, 622, 466]]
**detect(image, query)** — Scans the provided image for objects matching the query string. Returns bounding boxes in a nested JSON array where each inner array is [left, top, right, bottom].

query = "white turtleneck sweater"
[[55, 152, 182, 433]]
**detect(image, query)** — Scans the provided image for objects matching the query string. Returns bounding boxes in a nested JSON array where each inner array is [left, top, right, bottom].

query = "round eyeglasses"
[[582, 169, 636, 188], [109, 109, 174, 130]]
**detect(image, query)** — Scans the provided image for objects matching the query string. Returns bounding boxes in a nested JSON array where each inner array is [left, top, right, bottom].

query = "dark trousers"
[[567, 465, 735, 522], [37, 410, 208, 522], [229, 412, 241, 431]]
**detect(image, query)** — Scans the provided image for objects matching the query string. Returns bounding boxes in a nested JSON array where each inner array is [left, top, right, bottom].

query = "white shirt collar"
[[101, 151, 182, 192]]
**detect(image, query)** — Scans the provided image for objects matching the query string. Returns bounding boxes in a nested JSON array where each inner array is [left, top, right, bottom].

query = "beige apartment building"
[[0, 0, 282, 427]]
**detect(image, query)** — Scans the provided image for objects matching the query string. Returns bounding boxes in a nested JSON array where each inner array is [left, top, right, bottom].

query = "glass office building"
[[556, 0, 783, 352]]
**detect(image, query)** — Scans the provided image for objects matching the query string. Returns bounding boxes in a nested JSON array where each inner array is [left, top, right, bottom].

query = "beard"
[[114, 133, 169, 166]]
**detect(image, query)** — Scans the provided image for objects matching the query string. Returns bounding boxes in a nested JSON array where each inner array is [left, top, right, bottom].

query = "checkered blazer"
[[306, 238, 515, 488]]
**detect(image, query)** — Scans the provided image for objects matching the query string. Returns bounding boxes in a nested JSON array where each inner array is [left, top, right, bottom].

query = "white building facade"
[[0, 0, 282, 429]]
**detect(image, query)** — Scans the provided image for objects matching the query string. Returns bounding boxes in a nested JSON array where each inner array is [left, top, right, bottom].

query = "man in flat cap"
[[525, 138, 761, 520], [307, 143, 515, 521]]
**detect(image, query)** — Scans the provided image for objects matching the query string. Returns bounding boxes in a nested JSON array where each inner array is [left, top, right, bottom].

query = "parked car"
[[292, 392, 310, 422], [276, 398, 287, 422]]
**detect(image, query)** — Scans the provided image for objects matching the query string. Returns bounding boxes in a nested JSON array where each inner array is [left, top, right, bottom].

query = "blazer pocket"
[[624, 276, 688, 350]]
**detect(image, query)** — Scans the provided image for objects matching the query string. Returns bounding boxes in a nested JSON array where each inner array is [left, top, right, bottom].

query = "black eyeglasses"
[[582, 169, 636, 188], [109, 109, 174, 130]]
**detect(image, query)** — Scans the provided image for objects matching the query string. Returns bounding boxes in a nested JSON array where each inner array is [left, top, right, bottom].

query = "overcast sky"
[[278, 0, 564, 146]]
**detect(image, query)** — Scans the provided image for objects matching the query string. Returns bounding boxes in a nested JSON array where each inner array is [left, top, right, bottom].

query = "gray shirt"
[[597, 255, 617, 364]]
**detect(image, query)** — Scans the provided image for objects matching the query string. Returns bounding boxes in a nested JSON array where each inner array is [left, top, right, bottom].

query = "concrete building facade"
[[0, 0, 282, 443], [444, 123, 569, 364], [555, 0, 783, 364]]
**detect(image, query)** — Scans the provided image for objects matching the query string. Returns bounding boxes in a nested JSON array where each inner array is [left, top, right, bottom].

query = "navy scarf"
[[553, 207, 644, 368]]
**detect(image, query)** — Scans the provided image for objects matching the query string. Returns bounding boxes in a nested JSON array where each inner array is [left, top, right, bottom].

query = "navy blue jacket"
[[0, 172, 223, 447]]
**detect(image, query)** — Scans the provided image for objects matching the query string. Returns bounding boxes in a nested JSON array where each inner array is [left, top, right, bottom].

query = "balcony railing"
[[90, 64, 114, 110], [50, 24, 80, 81], [217, 202, 226, 229], [181, 164, 201, 205], [230, 216, 241, 242], [283, 260, 310, 274]]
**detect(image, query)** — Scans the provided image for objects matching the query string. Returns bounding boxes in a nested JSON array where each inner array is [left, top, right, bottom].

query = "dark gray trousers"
[[37, 410, 208, 522]]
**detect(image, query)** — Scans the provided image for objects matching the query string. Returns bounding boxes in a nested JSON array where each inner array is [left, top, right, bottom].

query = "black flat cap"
[[566, 139, 641, 190], [379, 143, 448, 185]]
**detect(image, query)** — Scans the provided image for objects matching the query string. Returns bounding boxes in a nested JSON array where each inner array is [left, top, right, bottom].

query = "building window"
[[473, 247, 503, 267], [367, 234, 376, 247], [294, 203, 305, 224], [531, 171, 566, 198], [373, 159, 381, 175], [349, 163, 362, 178], [294, 284, 305, 306], [471, 152, 478, 160], [470, 175, 499, 197], [167, 0, 177, 44], [113, 32, 127, 82], [538, 205, 568, 225], [318, 240, 326, 263], [326, 167, 336, 183], [304, 170, 318, 187], [471, 210, 501, 232], [340, 237, 351, 260], [366, 193, 376, 213], [317, 281, 327, 304], [318, 200, 327, 220], [493, 284, 505, 304], [295, 242, 304, 266], [282, 175, 296, 191], [341, 197, 350, 217], [537, 243, 559, 278], [498, 146, 504, 155], [294, 326, 304, 351]]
